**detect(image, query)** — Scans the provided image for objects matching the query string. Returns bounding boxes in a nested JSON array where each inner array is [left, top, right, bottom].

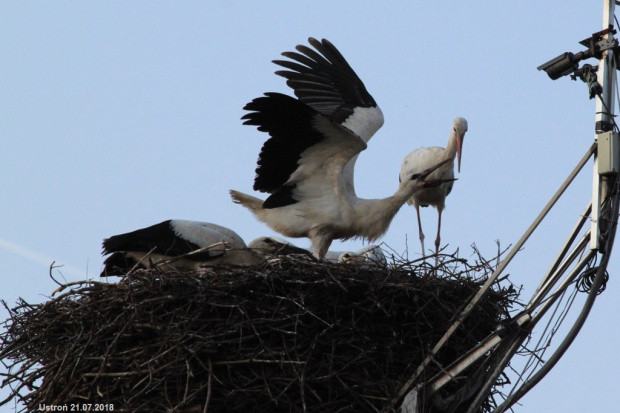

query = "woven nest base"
[[1, 251, 517, 412]]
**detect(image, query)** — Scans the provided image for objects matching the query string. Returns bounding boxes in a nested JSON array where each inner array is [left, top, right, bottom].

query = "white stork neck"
[[443, 130, 459, 162], [351, 184, 415, 242]]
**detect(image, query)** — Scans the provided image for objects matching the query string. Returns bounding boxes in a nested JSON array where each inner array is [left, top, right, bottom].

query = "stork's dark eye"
[[410, 173, 421, 180]]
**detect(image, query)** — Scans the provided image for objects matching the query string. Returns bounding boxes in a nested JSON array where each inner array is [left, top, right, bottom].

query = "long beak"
[[418, 158, 451, 179], [424, 177, 457, 188], [456, 135, 463, 173]]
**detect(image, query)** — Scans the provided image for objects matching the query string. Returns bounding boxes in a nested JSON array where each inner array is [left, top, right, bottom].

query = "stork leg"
[[310, 230, 333, 260], [415, 204, 425, 257], [434, 208, 443, 256]]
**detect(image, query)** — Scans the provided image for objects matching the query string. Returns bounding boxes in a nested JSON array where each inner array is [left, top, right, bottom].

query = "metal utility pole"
[[591, 0, 617, 251]]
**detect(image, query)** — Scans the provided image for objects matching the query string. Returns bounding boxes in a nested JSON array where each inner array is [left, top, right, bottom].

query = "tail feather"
[[230, 190, 264, 213], [101, 252, 140, 277]]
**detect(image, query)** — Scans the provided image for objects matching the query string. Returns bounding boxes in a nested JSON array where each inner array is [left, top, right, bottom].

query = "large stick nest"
[[1, 249, 518, 412]]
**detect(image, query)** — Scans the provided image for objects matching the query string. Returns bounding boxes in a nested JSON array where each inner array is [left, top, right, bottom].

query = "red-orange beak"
[[456, 134, 464, 173]]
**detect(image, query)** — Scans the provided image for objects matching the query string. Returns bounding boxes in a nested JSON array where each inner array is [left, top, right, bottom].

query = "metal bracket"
[[596, 120, 614, 133], [579, 25, 618, 58]]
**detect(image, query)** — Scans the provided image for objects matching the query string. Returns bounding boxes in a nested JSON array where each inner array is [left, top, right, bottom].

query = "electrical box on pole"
[[598, 131, 620, 175]]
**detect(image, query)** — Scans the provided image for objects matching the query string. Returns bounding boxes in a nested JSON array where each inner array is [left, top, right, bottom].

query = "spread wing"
[[273, 38, 384, 196], [273, 37, 384, 141], [242, 92, 367, 208]]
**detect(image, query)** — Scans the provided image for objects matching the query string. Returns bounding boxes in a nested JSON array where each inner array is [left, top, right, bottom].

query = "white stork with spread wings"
[[230, 38, 455, 259]]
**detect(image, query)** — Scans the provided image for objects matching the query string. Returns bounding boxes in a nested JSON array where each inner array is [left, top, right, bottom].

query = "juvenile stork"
[[101, 220, 278, 276], [247, 236, 313, 258], [339, 245, 387, 267], [399, 117, 468, 256], [249, 236, 345, 263], [230, 38, 455, 259]]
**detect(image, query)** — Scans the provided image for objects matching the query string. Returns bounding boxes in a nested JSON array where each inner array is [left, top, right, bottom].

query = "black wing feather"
[[242, 93, 325, 195], [273, 37, 377, 124], [102, 220, 201, 256]]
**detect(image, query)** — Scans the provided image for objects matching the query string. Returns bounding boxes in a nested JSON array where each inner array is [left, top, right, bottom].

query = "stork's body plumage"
[[230, 38, 455, 259], [101, 220, 264, 276], [400, 117, 468, 256]]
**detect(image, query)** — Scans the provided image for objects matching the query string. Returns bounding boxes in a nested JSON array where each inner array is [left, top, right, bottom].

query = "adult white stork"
[[100, 220, 294, 276], [399, 117, 468, 256], [230, 38, 456, 259]]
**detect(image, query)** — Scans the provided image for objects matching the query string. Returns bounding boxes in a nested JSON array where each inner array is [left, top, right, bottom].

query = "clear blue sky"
[[1, 2, 619, 412]]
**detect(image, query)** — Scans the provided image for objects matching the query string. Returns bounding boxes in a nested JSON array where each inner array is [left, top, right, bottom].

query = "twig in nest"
[[129, 246, 158, 273]]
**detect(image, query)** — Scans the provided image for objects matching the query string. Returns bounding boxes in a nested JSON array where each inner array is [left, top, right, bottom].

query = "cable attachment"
[[576, 264, 609, 295]]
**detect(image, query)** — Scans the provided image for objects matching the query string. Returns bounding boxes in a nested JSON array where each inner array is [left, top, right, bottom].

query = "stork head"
[[452, 117, 468, 173], [339, 245, 387, 266], [338, 251, 361, 264]]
